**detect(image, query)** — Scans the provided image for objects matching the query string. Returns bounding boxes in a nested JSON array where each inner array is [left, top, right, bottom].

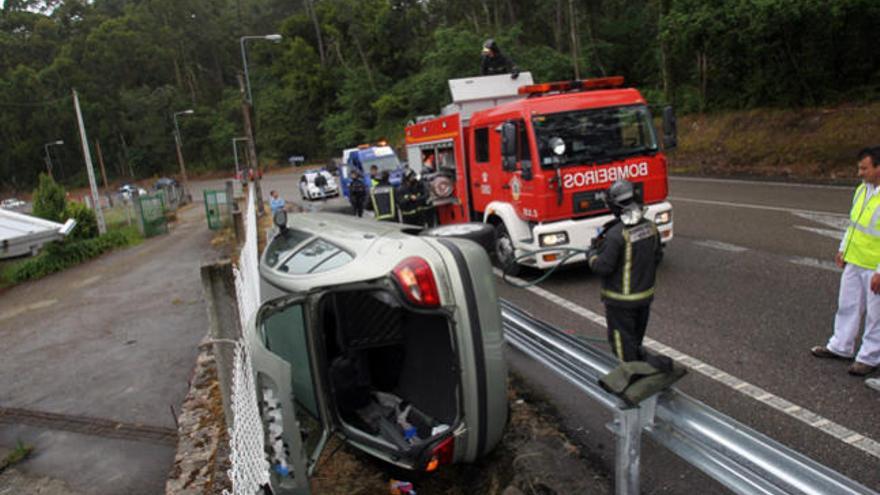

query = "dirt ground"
[[307, 373, 611, 495]]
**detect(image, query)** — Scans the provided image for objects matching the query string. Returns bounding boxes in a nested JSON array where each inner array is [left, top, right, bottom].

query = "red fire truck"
[[404, 72, 676, 272]]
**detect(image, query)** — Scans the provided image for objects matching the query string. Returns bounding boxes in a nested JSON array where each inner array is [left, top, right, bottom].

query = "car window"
[[261, 303, 322, 421], [278, 238, 353, 274], [265, 228, 312, 267]]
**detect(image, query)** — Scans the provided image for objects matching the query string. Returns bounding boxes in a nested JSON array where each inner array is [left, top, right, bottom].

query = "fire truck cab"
[[405, 72, 676, 271]]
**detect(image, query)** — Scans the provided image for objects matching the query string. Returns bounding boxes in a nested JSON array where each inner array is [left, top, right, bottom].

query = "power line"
[[0, 94, 71, 107]]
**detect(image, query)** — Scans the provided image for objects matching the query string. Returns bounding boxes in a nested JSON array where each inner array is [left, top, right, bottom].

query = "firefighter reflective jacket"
[[371, 186, 396, 221], [842, 183, 880, 270], [588, 218, 662, 308]]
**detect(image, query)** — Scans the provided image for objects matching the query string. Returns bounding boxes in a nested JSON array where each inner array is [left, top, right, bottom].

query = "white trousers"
[[827, 263, 880, 366]]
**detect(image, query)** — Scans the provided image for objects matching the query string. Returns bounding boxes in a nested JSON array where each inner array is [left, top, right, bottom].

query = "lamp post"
[[239, 33, 282, 214], [173, 109, 194, 202], [232, 137, 249, 179], [240, 34, 282, 105], [43, 140, 64, 179]]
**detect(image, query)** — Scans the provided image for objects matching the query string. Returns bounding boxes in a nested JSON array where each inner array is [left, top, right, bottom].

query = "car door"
[[248, 292, 331, 491]]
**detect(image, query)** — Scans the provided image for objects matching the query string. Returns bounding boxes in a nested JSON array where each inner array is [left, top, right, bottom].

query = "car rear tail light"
[[425, 435, 455, 472], [392, 257, 440, 307]]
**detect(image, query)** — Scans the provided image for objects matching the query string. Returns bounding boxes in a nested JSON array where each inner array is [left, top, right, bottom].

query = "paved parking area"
[[0, 204, 220, 494]]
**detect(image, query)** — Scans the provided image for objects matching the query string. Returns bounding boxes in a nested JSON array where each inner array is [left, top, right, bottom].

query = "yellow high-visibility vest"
[[843, 183, 880, 270]]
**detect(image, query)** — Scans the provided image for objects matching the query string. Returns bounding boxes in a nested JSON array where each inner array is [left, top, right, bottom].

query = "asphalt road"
[[0, 204, 221, 494], [260, 170, 879, 493]]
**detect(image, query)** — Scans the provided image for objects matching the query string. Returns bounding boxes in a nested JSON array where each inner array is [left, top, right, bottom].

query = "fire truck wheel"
[[493, 223, 520, 276], [420, 223, 495, 253]]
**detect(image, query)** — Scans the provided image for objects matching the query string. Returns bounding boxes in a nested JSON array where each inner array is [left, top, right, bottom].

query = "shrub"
[[63, 201, 98, 241], [6, 227, 141, 283], [31, 173, 66, 222]]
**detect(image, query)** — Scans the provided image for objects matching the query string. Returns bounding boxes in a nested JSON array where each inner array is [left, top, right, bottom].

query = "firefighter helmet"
[[605, 179, 643, 224]]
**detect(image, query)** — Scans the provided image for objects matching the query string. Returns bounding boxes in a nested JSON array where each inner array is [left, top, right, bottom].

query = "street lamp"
[[240, 34, 283, 104], [232, 137, 249, 179], [43, 140, 64, 179], [239, 33, 282, 214], [173, 109, 195, 201]]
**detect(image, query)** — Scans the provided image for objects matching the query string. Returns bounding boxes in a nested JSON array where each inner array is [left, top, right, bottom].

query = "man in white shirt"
[[811, 147, 880, 376]]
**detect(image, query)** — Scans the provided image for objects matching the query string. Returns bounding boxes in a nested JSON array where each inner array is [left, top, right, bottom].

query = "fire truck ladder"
[[500, 299, 878, 495]]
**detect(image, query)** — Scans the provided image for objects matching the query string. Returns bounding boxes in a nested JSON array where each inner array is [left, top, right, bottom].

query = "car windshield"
[[264, 228, 312, 267], [278, 238, 353, 274], [532, 105, 658, 168], [362, 155, 400, 173]]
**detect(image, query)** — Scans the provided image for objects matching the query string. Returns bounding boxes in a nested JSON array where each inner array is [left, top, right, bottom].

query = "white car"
[[1, 198, 26, 210], [252, 212, 506, 484], [298, 170, 338, 200], [118, 184, 147, 200]]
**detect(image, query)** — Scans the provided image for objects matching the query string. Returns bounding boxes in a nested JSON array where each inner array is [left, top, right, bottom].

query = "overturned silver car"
[[248, 212, 508, 483]]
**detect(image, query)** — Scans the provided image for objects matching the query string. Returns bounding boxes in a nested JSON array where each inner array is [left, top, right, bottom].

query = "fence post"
[[200, 260, 240, 429], [225, 180, 235, 226], [612, 407, 642, 495], [232, 203, 245, 243]]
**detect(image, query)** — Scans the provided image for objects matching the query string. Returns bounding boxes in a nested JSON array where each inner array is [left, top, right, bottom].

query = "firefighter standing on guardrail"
[[587, 179, 663, 362]]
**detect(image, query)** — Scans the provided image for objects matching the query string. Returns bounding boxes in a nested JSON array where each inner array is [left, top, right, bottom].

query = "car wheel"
[[493, 223, 520, 276], [420, 222, 495, 253]]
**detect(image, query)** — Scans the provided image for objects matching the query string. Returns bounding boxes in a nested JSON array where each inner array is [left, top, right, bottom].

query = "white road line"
[[793, 226, 847, 240], [669, 196, 847, 217], [790, 211, 851, 230], [670, 176, 854, 190], [788, 256, 844, 273], [495, 269, 880, 460], [693, 240, 749, 252], [0, 299, 58, 322]]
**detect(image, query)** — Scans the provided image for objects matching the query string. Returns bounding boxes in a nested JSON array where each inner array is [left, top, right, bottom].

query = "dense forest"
[[1, 0, 878, 190]]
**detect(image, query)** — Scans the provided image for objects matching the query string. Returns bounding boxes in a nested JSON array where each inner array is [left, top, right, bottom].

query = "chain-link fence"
[[221, 186, 275, 495]]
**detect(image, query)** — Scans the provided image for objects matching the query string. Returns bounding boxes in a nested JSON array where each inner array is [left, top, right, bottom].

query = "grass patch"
[[672, 102, 880, 181], [0, 441, 33, 474], [1, 226, 142, 285]]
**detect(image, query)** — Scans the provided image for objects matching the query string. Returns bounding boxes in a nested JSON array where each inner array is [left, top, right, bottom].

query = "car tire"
[[420, 222, 495, 253], [493, 223, 520, 276]]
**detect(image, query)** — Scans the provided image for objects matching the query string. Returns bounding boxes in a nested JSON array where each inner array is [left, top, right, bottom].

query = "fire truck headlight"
[[654, 211, 672, 225], [539, 232, 569, 247]]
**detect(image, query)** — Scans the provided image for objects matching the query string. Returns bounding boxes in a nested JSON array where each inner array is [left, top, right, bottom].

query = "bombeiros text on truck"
[[405, 72, 677, 273]]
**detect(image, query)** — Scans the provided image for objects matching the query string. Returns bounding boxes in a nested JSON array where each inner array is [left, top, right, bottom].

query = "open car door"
[[248, 293, 328, 494]]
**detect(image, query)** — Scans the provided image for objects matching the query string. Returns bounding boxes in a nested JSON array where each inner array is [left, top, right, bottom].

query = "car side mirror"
[[500, 122, 517, 171], [663, 106, 677, 150]]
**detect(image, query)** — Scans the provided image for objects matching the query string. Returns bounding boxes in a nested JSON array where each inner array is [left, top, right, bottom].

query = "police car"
[[298, 170, 338, 200]]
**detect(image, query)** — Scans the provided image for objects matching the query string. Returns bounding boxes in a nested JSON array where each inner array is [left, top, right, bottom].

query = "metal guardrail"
[[500, 299, 878, 495]]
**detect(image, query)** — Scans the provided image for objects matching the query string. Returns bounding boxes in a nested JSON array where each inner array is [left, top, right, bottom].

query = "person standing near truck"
[[812, 147, 880, 377], [480, 39, 519, 78], [397, 169, 427, 226], [348, 169, 367, 218], [587, 179, 663, 362]]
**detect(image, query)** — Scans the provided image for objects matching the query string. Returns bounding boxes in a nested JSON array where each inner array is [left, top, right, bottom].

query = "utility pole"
[[95, 139, 112, 206], [173, 109, 194, 203], [72, 89, 107, 235], [238, 73, 264, 214], [95, 139, 110, 190]]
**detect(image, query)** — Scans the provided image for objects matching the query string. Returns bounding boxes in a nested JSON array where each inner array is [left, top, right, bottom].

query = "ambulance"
[[404, 72, 677, 272]]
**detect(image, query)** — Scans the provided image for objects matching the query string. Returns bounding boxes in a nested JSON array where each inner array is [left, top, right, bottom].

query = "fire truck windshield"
[[532, 105, 658, 168]]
